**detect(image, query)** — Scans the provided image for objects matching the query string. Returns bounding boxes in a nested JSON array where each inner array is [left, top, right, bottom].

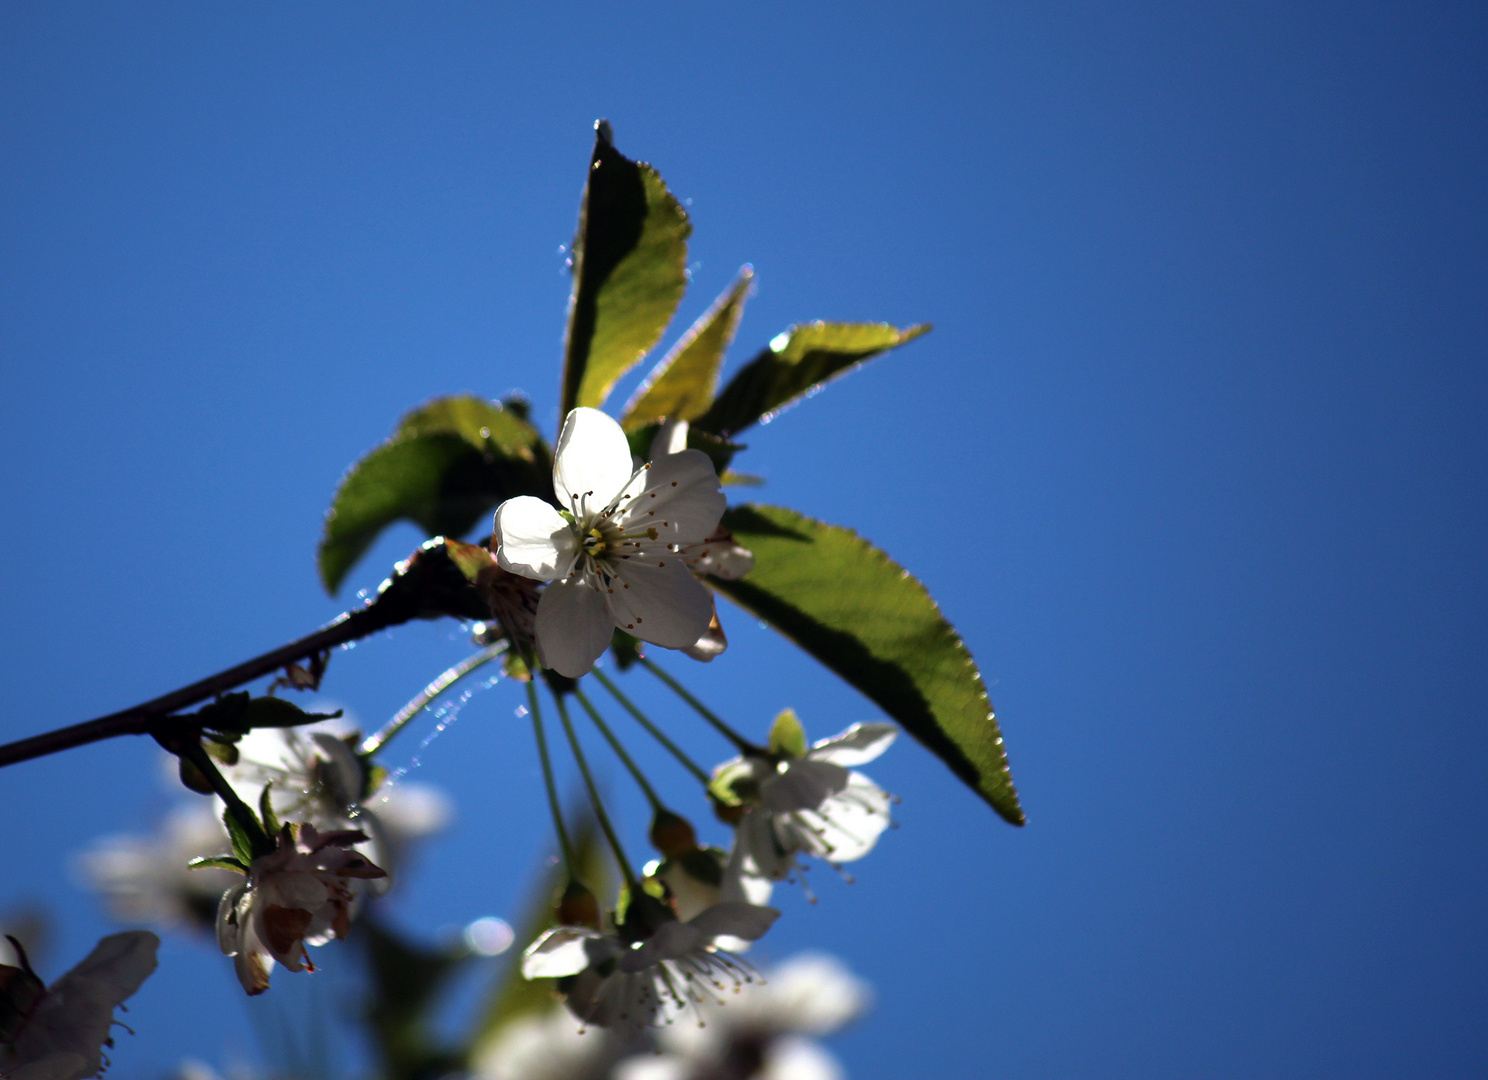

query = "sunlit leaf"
[[187, 855, 247, 875], [318, 397, 548, 594], [621, 265, 754, 430], [698, 321, 930, 438], [560, 121, 692, 415], [713, 504, 1024, 825]]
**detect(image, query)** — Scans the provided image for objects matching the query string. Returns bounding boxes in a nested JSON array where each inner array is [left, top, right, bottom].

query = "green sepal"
[[258, 783, 281, 837], [608, 628, 643, 670], [223, 806, 260, 867], [768, 708, 808, 759], [363, 761, 388, 800], [708, 756, 761, 807], [188, 855, 248, 875], [202, 737, 240, 766], [560, 121, 692, 415], [677, 845, 726, 888], [444, 537, 496, 583], [177, 749, 216, 795], [621, 265, 754, 430], [713, 504, 1024, 825], [698, 321, 930, 438]]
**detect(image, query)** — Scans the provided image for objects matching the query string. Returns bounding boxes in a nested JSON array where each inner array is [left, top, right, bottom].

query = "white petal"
[[808, 722, 898, 767], [737, 806, 796, 882], [686, 901, 780, 943], [796, 772, 893, 863], [553, 407, 636, 518], [534, 578, 614, 677], [52, 930, 159, 1004], [681, 606, 727, 662], [604, 560, 714, 650], [494, 497, 575, 581], [521, 927, 605, 979], [760, 954, 872, 1035], [611, 449, 725, 544], [311, 733, 363, 805], [648, 418, 690, 458], [761, 759, 850, 814], [621, 921, 705, 970], [216, 882, 247, 955], [761, 1035, 846, 1080]]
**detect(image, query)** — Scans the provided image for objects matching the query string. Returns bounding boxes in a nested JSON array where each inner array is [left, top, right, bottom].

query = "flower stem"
[[572, 685, 662, 811], [590, 668, 710, 785], [171, 737, 274, 860], [527, 679, 577, 874], [638, 657, 761, 755], [361, 642, 506, 757], [552, 690, 638, 889]]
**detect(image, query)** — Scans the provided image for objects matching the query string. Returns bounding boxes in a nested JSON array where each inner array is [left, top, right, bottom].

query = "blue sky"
[[1, 3, 1484, 1077]]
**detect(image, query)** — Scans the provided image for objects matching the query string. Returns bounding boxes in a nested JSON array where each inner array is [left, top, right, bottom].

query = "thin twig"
[[573, 685, 662, 810], [590, 667, 711, 785], [361, 642, 506, 756], [638, 657, 761, 754]]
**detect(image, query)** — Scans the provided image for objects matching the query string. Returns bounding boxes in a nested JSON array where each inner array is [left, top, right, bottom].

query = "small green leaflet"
[[712, 504, 1024, 825], [620, 265, 754, 430], [697, 321, 930, 438], [318, 396, 548, 593], [560, 122, 692, 415]]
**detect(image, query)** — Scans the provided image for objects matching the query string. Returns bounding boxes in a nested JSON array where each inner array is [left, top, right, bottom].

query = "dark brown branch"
[[0, 538, 493, 770]]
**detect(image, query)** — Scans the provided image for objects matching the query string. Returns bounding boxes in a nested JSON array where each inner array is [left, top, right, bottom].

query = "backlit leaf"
[[713, 503, 1023, 825], [318, 397, 548, 594], [698, 322, 929, 438], [560, 121, 692, 414], [621, 266, 754, 430]]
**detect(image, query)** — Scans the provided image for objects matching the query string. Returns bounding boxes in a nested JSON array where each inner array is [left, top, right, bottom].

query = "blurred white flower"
[[0, 930, 159, 1080], [522, 902, 778, 1031], [222, 719, 452, 888], [494, 407, 726, 677], [75, 802, 237, 933], [473, 1005, 630, 1080], [717, 723, 897, 908], [216, 823, 384, 996], [619, 953, 869, 1080]]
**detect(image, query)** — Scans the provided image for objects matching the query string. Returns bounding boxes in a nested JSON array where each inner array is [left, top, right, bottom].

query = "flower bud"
[[556, 879, 599, 931], [648, 808, 697, 858]]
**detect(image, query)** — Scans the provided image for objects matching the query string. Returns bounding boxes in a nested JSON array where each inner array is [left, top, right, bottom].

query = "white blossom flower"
[[521, 902, 778, 1031], [221, 720, 452, 889], [622, 953, 871, 1080], [215, 823, 385, 996], [0, 931, 159, 1080], [472, 1005, 631, 1080], [75, 802, 240, 933], [718, 723, 897, 907], [494, 407, 726, 677]]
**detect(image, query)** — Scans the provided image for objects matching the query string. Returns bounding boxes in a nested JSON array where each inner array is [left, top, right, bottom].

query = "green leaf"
[[621, 266, 754, 430], [560, 121, 692, 415], [768, 708, 808, 759], [188, 855, 248, 875], [318, 396, 548, 593], [713, 504, 1024, 825], [698, 321, 930, 438]]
